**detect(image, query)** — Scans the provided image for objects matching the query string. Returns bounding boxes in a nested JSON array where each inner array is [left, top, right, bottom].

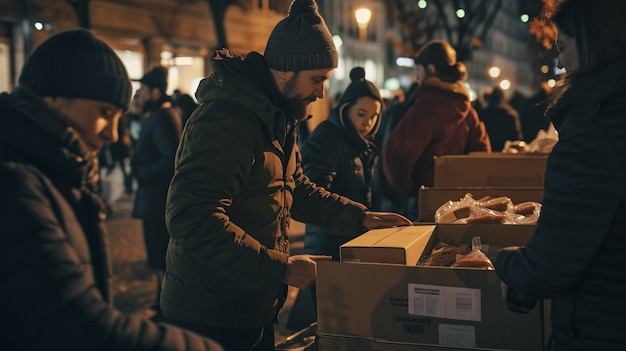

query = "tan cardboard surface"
[[317, 335, 490, 351], [340, 225, 436, 265], [434, 154, 549, 188], [318, 224, 547, 351]]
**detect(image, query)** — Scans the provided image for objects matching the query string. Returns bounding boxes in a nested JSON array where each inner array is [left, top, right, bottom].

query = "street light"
[[355, 7, 371, 62], [355, 7, 372, 34]]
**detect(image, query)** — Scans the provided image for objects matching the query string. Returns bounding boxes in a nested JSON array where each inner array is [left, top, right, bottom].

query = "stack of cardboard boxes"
[[317, 224, 550, 350], [315, 153, 551, 350], [418, 153, 548, 221]]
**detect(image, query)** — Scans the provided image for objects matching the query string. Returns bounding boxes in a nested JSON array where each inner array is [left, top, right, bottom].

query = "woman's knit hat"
[[264, 0, 338, 71], [337, 67, 383, 107], [18, 29, 132, 110]]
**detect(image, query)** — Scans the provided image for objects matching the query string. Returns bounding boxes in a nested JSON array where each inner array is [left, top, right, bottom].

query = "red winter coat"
[[382, 77, 491, 195]]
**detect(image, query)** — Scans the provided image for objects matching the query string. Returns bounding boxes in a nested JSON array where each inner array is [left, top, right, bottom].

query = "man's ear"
[[269, 68, 295, 92], [427, 64, 436, 74]]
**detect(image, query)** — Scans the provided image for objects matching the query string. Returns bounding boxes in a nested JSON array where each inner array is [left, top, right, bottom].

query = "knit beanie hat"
[[264, 0, 338, 71], [18, 28, 131, 110], [337, 67, 383, 107], [139, 66, 168, 94]]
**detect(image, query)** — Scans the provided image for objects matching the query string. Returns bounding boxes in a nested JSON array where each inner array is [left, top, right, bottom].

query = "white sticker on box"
[[439, 324, 476, 348], [407, 283, 481, 321]]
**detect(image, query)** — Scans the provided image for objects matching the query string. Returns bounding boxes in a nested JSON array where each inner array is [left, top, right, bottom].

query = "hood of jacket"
[[0, 87, 99, 192], [195, 50, 294, 145], [407, 76, 473, 125], [547, 55, 626, 128], [326, 102, 380, 152]]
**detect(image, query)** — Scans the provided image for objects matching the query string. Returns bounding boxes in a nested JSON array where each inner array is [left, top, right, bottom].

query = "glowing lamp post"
[[355, 7, 371, 62]]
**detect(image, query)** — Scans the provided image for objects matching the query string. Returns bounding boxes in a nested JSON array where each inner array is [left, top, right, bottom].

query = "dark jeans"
[[162, 316, 274, 351]]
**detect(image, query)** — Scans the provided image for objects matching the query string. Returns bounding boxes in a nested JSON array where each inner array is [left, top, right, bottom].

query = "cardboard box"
[[434, 153, 549, 188], [317, 335, 493, 351], [317, 224, 549, 351], [340, 225, 436, 265], [417, 186, 544, 222]]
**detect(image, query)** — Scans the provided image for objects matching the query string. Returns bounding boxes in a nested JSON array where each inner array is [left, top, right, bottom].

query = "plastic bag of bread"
[[502, 140, 530, 154], [451, 236, 495, 270], [478, 196, 513, 212], [456, 206, 509, 224], [418, 242, 469, 267], [528, 123, 559, 153], [510, 201, 542, 224], [434, 193, 477, 223]]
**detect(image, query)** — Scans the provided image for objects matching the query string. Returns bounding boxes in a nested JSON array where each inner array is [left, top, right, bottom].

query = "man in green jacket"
[[161, 0, 411, 350]]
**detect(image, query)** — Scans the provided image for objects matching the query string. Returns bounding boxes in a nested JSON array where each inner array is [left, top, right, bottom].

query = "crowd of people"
[[2, 0, 625, 350]]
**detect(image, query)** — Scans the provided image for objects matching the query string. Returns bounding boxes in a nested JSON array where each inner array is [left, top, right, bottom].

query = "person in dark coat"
[[301, 66, 383, 261], [0, 28, 222, 351], [479, 85, 523, 151], [518, 79, 553, 142], [372, 82, 418, 217], [494, 1, 626, 350], [174, 93, 198, 129], [160, 1, 411, 350], [130, 66, 182, 319]]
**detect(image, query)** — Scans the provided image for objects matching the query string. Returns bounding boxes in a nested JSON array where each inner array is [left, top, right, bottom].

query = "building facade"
[[0, 0, 288, 95]]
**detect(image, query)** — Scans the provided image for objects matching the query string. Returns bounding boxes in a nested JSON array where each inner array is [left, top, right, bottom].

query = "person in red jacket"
[[382, 40, 491, 218]]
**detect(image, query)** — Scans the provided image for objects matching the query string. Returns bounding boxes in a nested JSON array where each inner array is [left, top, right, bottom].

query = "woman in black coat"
[[301, 67, 383, 260], [494, 1, 626, 350]]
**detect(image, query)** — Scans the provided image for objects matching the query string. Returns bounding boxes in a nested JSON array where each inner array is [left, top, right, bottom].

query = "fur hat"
[[18, 29, 131, 110], [264, 0, 338, 71], [337, 67, 382, 107]]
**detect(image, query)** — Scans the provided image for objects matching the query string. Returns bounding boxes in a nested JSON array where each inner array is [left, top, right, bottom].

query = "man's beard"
[[280, 73, 311, 122]]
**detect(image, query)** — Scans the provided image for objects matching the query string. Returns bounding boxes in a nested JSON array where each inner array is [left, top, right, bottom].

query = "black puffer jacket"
[[495, 57, 626, 350], [0, 88, 221, 351], [162, 50, 367, 329], [301, 104, 379, 259]]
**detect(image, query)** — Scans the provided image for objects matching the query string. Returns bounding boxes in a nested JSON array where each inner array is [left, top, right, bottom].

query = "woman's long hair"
[[413, 40, 467, 83]]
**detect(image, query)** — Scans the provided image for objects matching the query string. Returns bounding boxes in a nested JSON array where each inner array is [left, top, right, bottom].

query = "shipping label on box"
[[434, 154, 548, 188], [408, 284, 481, 322], [340, 225, 435, 265]]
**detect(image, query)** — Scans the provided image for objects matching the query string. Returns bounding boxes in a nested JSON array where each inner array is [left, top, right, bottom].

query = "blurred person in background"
[[174, 92, 198, 129], [0, 28, 221, 351], [479, 85, 523, 151], [382, 39, 491, 218], [372, 82, 418, 217], [160, 0, 411, 350], [131, 66, 182, 321], [519, 79, 554, 142], [494, 0, 626, 350]]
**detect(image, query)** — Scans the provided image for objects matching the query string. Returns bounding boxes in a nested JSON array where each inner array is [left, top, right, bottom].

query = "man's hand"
[[284, 254, 332, 290], [361, 211, 412, 230]]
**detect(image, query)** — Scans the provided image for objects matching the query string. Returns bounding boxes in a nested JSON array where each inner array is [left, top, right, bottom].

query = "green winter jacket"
[[161, 50, 367, 329]]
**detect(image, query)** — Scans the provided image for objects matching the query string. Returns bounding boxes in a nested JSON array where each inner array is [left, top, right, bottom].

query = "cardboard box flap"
[[421, 223, 536, 249], [341, 227, 405, 247]]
